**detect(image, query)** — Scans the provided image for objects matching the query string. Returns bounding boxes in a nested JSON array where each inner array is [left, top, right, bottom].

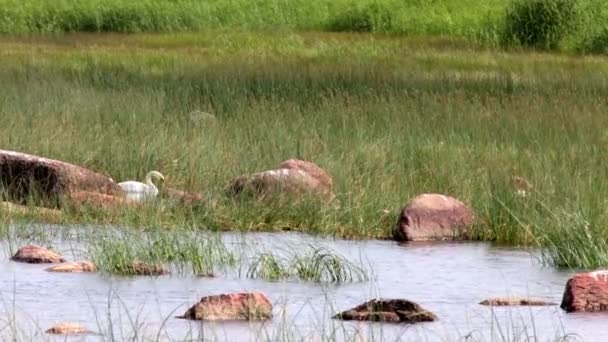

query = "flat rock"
[[0, 201, 61, 219], [393, 193, 474, 242], [11, 245, 65, 264], [227, 159, 334, 201], [333, 299, 437, 323], [0, 149, 124, 206], [479, 297, 555, 306], [45, 322, 91, 335], [561, 271, 608, 312], [178, 292, 272, 321], [46, 261, 97, 273], [68, 191, 135, 209], [163, 187, 205, 205]]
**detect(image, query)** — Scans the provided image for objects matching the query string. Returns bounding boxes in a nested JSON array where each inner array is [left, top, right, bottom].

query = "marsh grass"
[[89, 230, 237, 276], [247, 245, 368, 283]]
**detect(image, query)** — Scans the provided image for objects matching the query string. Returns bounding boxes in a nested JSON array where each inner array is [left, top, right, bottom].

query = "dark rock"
[[333, 299, 437, 323]]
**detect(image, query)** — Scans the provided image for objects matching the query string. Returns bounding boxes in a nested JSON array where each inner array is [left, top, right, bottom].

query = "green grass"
[[247, 245, 368, 283], [2, 31, 608, 267]]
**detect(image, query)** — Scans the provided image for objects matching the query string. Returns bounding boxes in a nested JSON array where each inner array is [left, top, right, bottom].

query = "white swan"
[[118, 171, 165, 202]]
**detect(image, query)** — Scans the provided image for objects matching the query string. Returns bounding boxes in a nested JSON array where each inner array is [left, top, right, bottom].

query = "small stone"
[[45, 322, 91, 335], [479, 297, 555, 306], [46, 261, 97, 273], [11, 245, 65, 264]]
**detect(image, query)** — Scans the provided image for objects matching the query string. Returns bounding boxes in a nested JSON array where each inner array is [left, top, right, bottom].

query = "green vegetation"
[[247, 246, 368, 283], [0, 0, 607, 53], [1, 29, 608, 267], [89, 230, 237, 276]]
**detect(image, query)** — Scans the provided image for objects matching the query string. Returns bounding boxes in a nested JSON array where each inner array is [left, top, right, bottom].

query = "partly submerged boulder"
[[46, 261, 97, 273], [129, 261, 168, 276], [561, 271, 608, 312], [479, 297, 555, 306], [227, 159, 334, 201], [0, 150, 124, 207], [11, 245, 65, 264], [178, 292, 272, 321], [333, 299, 437, 323], [393, 193, 474, 242], [45, 322, 92, 335]]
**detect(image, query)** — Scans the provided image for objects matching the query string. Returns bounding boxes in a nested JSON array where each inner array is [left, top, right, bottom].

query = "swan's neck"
[[145, 174, 156, 188]]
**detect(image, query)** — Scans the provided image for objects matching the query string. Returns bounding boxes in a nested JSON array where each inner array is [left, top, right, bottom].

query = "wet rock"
[[45, 322, 91, 335], [393, 193, 474, 242], [561, 271, 608, 312], [227, 159, 334, 201], [129, 261, 168, 276], [333, 299, 437, 323], [46, 261, 97, 273], [479, 297, 555, 306], [163, 187, 205, 205], [0, 149, 124, 207], [0, 201, 61, 219], [178, 292, 272, 321], [11, 245, 65, 264]]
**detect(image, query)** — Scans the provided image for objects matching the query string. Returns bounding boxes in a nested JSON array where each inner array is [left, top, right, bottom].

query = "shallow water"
[[0, 227, 600, 341]]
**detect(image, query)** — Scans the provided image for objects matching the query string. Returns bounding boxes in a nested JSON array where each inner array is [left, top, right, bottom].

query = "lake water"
[[0, 227, 602, 341]]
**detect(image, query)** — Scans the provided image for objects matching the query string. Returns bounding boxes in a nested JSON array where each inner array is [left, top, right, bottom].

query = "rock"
[[479, 297, 555, 306], [129, 261, 168, 276], [45, 322, 91, 335], [163, 187, 205, 205], [178, 292, 272, 321], [67, 191, 135, 209], [0, 149, 124, 207], [46, 261, 97, 273], [393, 193, 474, 242], [561, 271, 608, 312], [0, 201, 61, 219], [227, 159, 334, 201], [333, 299, 437, 323], [11, 245, 65, 264]]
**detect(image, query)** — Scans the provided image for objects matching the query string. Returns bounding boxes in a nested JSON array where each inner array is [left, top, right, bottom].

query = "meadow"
[[1, 30, 608, 268]]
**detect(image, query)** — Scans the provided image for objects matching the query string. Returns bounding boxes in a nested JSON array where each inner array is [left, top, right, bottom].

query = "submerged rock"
[[227, 159, 334, 201], [561, 271, 608, 312], [479, 297, 555, 306], [393, 193, 474, 242], [45, 322, 91, 335], [178, 292, 272, 321], [11, 245, 65, 264], [333, 299, 437, 323], [0, 149, 124, 207], [129, 261, 168, 276], [46, 261, 97, 273]]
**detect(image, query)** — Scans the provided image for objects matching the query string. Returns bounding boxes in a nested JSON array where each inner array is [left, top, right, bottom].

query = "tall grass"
[[2, 32, 608, 264]]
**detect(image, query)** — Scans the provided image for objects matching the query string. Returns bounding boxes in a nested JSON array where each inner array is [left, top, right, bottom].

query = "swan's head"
[[146, 171, 165, 182]]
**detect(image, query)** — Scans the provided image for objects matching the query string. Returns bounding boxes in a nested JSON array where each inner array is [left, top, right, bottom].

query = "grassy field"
[[1, 31, 608, 267], [1, 0, 608, 53]]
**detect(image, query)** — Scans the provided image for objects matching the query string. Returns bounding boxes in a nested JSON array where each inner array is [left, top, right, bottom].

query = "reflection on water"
[[0, 227, 597, 341]]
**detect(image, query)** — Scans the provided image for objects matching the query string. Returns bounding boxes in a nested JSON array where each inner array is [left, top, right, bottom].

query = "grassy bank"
[[1, 31, 608, 266], [1, 0, 608, 53]]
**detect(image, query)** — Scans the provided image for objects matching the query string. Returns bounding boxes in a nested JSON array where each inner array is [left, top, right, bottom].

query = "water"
[[0, 228, 600, 341]]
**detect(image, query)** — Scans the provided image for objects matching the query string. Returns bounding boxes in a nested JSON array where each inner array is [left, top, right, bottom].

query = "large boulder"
[[561, 271, 608, 312], [11, 245, 65, 264], [0, 150, 124, 207], [333, 299, 437, 323], [393, 193, 474, 242], [46, 261, 97, 273], [178, 292, 272, 321], [479, 297, 555, 306], [227, 159, 334, 201]]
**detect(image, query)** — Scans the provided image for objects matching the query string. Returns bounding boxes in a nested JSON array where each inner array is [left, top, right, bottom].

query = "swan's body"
[[118, 171, 164, 202]]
